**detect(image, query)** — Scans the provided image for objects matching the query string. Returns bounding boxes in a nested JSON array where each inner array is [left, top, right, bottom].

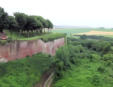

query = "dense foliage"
[[53, 36, 113, 87], [1, 34, 113, 87], [0, 53, 54, 87], [0, 7, 9, 33], [0, 7, 53, 37]]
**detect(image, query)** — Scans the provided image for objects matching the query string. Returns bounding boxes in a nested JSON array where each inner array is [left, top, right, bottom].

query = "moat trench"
[[33, 69, 54, 87]]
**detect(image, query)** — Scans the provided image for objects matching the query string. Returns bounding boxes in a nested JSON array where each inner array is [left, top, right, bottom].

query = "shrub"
[[102, 54, 113, 62], [91, 75, 102, 86], [89, 54, 101, 62], [55, 45, 71, 69], [97, 66, 106, 73], [80, 35, 87, 39]]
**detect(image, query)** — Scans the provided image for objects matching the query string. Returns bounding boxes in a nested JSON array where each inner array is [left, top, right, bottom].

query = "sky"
[[0, 0, 113, 28]]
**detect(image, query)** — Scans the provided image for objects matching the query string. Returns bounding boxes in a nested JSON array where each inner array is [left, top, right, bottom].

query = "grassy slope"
[[53, 58, 113, 87], [0, 53, 54, 87], [5, 30, 66, 41], [18, 33, 66, 41]]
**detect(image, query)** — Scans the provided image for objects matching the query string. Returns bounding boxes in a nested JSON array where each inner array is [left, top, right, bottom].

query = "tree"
[[8, 16, 18, 32], [46, 19, 53, 32], [35, 16, 47, 33], [36, 19, 43, 33], [0, 7, 54, 36], [56, 45, 71, 70], [0, 7, 9, 33], [35, 16, 46, 27], [7, 16, 18, 39], [25, 16, 43, 33], [25, 16, 37, 32], [14, 12, 28, 32]]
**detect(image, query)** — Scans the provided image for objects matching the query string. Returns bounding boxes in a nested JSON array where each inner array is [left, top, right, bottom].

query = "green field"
[[52, 28, 91, 36], [52, 28, 113, 36]]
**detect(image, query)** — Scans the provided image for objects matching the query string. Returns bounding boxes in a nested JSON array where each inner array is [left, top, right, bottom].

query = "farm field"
[[52, 28, 113, 36], [73, 30, 113, 37], [52, 28, 92, 36]]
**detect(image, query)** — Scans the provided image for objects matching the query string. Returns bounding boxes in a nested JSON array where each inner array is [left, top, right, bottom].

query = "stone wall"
[[0, 38, 65, 61]]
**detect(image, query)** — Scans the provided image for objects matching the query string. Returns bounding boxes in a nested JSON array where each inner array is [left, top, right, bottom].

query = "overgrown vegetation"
[[0, 53, 54, 87], [53, 35, 113, 87], [1, 29, 113, 87]]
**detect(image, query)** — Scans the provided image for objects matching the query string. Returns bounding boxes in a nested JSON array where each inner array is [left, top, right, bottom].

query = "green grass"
[[4, 30, 66, 41], [17, 33, 66, 41], [52, 28, 92, 36], [0, 53, 54, 87], [94, 28, 113, 32]]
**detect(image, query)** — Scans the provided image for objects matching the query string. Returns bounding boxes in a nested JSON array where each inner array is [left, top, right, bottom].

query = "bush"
[[80, 35, 87, 39], [91, 75, 102, 86], [102, 54, 113, 62], [55, 45, 71, 69], [97, 66, 106, 73], [89, 54, 101, 62]]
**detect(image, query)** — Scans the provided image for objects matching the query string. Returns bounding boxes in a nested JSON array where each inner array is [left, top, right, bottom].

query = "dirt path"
[[33, 70, 54, 87], [43, 72, 54, 87]]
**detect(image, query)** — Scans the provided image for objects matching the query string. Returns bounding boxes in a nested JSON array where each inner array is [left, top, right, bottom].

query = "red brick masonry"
[[0, 38, 65, 61]]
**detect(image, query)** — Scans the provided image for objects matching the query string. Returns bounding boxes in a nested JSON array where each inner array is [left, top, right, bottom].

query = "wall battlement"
[[0, 38, 65, 61]]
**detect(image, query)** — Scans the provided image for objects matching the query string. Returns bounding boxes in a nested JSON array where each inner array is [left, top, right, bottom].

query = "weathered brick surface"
[[0, 38, 64, 61]]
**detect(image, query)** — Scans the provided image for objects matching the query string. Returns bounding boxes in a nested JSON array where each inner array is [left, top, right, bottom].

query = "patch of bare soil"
[[76, 30, 113, 36]]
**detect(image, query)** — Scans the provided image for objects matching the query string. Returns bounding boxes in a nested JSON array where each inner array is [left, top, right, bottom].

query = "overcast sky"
[[0, 0, 113, 28]]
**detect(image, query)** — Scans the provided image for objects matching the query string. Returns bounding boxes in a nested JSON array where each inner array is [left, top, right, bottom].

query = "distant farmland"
[[52, 28, 92, 36], [73, 30, 113, 38], [52, 28, 113, 36]]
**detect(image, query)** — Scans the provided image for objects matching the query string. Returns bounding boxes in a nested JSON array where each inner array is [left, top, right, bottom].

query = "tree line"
[[0, 7, 53, 36]]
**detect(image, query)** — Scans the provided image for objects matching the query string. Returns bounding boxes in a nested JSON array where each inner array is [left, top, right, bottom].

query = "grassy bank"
[[6, 30, 66, 41], [0, 53, 54, 87], [0, 32, 66, 45]]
